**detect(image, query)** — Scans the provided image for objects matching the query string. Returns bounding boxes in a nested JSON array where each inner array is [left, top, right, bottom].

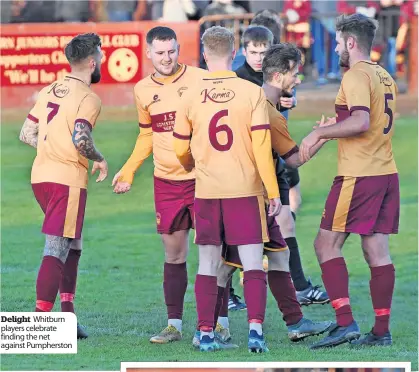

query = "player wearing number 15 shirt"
[[173, 26, 280, 353], [299, 14, 399, 349], [111, 27, 207, 344], [18, 33, 107, 337]]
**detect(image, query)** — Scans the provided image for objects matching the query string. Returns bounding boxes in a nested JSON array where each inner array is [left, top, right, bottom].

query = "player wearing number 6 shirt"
[[299, 14, 399, 349], [18, 33, 107, 338], [111, 27, 207, 344], [173, 26, 281, 353]]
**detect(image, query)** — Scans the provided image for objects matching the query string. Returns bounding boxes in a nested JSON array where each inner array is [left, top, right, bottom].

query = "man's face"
[[281, 64, 301, 94], [146, 38, 180, 76], [335, 31, 350, 68], [91, 46, 103, 84], [243, 41, 269, 72]]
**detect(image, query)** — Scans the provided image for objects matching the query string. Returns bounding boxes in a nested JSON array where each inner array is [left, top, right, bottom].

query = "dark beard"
[[282, 90, 293, 98], [91, 65, 101, 84], [339, 49, 350, 68]]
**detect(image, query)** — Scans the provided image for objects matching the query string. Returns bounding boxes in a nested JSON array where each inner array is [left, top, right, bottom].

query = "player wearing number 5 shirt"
[[173, 26, 281, 353], [111, 27, 207, 344], [299, 14, 399, 349], [18, 33, 107, 339]]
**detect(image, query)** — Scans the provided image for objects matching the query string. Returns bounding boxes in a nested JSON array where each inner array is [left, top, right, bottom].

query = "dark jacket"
[[234, 61, 288, 178]]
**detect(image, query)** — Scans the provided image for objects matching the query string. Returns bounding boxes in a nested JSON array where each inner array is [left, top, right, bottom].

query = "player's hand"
[[92, 159, 108, 183], [268, 197, 282, 217], [299, 131, 320, 163], [313, 114, 336, 130], [280, 96, 294, 109], [112, 170, 132, 194]]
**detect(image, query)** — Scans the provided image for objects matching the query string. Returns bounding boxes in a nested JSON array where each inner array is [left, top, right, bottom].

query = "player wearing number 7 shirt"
[[18, 33, 108, 338], [111, 27, 207, 344], [299, 13, 399, 349], [173, 26, 281, 353]]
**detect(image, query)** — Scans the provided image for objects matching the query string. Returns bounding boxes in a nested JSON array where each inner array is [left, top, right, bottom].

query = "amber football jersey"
[[335, 61, 398, 176], [174, 70, 279, 199], [119, 64, 207, 183], [29, 75, 101, 188], [267, 100, 299, 159]]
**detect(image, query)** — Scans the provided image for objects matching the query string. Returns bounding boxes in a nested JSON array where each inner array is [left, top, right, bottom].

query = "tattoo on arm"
[[72, 121, 104, 162], [19, 119, 39, 148]]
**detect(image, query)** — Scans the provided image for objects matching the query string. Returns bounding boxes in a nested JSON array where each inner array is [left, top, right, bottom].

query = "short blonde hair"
[[201, 26, 235, 57]]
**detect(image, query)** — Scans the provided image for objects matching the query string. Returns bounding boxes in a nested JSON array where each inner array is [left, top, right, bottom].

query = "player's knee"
[[267, 250, 289, 272], [217, 264, 235, 287], [44, 235, 72, 263], [276, 213, 295, 237]]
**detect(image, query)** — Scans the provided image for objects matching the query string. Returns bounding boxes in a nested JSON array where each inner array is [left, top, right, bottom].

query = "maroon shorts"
[[32, 182, 87, 239], [154, 176, 195, 234], [194, 195, 269, 246], [320, 174, 400, 235], [222, 213, 288, 268]]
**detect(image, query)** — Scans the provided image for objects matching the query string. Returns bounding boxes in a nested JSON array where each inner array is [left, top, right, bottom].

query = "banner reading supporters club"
[[0, 32, 142, 86]]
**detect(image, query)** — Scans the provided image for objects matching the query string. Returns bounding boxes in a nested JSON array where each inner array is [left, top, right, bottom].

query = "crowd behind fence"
[[0, 0, 417, 85]]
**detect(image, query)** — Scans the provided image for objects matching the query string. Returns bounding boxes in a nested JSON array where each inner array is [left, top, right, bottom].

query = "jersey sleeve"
[[269, 107, 298, 159], [135, 85, 152, 126], [342, 69, 371, 115], [27, 89, 45, 123], [250, 88, 280, 199], [118, 89, 153, 184], [76, 93, 102, 130], [173, 90, 194, 169]]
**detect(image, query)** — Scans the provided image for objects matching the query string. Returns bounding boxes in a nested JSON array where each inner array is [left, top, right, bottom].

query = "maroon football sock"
[[163, 262, 188, 320], [321, 257, 354, 327], [36, 256, 64, 312], [60, 249, 81, 313], [195, 274, 218, 329], [243, 270, 267, 323], [219, 278, 230, 317], [213, 286, 226, 327], [370, 264, 395, 336], [268, 270, 303, 326]]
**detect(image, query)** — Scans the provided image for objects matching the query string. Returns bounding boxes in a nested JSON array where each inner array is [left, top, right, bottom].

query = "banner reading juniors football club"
[[0, 32, 142, 86]]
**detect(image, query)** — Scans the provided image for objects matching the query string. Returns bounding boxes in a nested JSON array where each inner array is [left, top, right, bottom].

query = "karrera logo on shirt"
[[47, 83, 70, 98], [376, 71, 392, 87], [201, 88, 235, 103], [147, 94, 161, 109]]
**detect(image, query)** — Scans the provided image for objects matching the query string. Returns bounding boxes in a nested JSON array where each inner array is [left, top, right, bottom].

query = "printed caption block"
[[0, 312, 77, 354]]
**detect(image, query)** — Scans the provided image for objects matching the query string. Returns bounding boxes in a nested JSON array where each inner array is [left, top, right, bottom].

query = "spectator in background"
[[396, 0, 418, 76], [11, 0, 57, 22], [203, 0, 246, 25], [283, 0, 312, 78], [160, 0, 197, 21], [311, 1, 341, 85], [54, 0, 91, 22], [106, 0, 139, 21]]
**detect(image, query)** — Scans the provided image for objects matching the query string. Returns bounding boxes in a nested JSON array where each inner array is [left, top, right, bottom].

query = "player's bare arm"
[[19, 118, 39, 148], [72, 120, 108, 182]]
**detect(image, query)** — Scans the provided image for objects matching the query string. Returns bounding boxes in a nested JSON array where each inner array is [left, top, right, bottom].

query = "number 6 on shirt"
[[209, 109, 233, 151]]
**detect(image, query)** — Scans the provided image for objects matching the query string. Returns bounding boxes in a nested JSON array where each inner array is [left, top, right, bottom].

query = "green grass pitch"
[[1, 115, 417, 370]]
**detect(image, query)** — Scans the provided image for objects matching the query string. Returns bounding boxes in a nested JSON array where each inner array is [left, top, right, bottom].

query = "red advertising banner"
[[0, 32, 142, 86]]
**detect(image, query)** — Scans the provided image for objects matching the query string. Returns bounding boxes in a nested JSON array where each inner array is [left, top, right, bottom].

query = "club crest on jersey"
[[48, 83, 70, 98], [156, 212, 161, 225], [178, 87, 188, 97], [201, 88, 235, 103], [322, 209, 326, 219]]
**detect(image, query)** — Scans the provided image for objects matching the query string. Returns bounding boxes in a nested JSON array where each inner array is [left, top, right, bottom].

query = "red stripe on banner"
[[374, 308, 390, 316], [331, 297, 350, 309], [36, 300, 54, 312], [60, 293, 75, 302]]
